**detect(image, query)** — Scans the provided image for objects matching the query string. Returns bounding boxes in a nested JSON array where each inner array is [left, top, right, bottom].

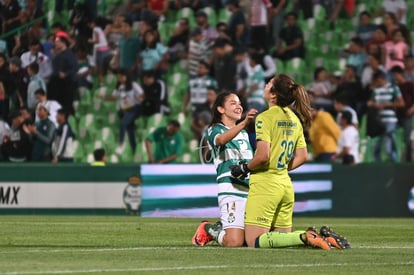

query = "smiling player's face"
[[221, 93, 243, 122]]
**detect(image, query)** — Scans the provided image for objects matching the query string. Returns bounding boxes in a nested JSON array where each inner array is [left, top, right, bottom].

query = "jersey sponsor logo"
[[283, 129, 294, 136], [256, 216, 269, 224], [277, 121, 297, 128]]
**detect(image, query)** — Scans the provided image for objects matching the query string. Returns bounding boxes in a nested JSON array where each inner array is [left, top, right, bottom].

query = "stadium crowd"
[[0, 0, 413, 164]]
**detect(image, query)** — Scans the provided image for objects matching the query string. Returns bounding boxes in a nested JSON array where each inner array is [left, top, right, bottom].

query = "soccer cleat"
[[319, 226, 351, 249], [304, 227, 331, 250], [192, 221, 213, 247]]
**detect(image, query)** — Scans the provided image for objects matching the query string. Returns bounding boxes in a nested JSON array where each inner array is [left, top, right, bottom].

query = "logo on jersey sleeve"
[[256, 120, 263, 129]]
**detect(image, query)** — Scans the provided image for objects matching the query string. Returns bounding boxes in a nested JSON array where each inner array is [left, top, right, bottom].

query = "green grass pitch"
[[0, 216, 413, 274]]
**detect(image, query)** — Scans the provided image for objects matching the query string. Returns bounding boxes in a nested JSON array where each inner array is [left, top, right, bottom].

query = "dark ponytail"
[[270, 74, 312, 128]]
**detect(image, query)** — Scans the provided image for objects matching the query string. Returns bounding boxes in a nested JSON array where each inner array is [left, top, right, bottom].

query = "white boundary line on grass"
[[1, 245, 414, 254], [1, 262, 414, 275]]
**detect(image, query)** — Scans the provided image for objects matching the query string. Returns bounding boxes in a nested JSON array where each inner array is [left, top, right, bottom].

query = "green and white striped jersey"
[[188, 76, 218, 107], [371, 82, 402, 123], [207, 123, 253, 197]]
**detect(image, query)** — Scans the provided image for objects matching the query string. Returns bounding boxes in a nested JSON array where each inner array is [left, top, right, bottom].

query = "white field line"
[[0, 245, 413, 255], [1, 262, 414, 275]]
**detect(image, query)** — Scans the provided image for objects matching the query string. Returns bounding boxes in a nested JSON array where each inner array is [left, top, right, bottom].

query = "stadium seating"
[[40, 1, 411, 164]]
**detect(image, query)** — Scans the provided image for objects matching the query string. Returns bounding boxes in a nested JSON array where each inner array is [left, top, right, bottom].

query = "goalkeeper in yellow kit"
[[230, 74, 350, 250]]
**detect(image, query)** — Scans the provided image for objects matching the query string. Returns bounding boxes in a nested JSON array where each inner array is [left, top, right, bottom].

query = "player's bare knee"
[[223, 236, 244, 247]]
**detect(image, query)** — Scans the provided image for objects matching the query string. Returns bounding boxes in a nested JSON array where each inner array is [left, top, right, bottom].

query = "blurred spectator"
[[51, 108, 75, 163], [383, 29, 409, 71], [333, 95, 359, 128], [69, 1, 92, 53], [273, 11, 305, 61], [55, 0, 75, 14], [380, 12, 400, 40], [268, 0, 287, 48], [365, 25, 387, 65], [47, 33, 78, 115], [404, 55, 414, 83], [186, 61, 217, 112], [0, 53, 12, 119], [195, 10, 218, 46], [145, 119, 184, 164], [188, 27, 209, 78], [76, 48, 93, 91], [308, 107, 341, 162], [212, 38, 237, 92], [374, 0, 407, 24], [190, 86, 217, 142], [146, 0, 168, 20], [20, 39, 52, 80], [0, 114, 9, 160], [242, 52, 265, 112], [1, 110, 32, 162], [356, 11, 377, 46], [42, 34, 55, 60], [98, 69, 143, 154], [139, 29, 168, 77], [215, 22, 231, 42], [361, 54, 386, 89], [391, 65, 414, 162], [88, 16, 110, 86], [91, 148, 106, 166], [137, 18, 156, 40], [50, 23, 77, 49], [292, 0, 312, 19], [20, 106, 33, 125], [167, 18, 189, 64], [334, 65, 363, 110], [0, 0, 23, 56], [170, 0, 202, 10], [249, 0, 272, 52], [345, 37, 368, 77], [10, 31, 31, 57], [22, 0, 46, 42], [234, 47, 249, 96], [104, 13, 126, 55], [307, 67, 335, 115], [367, 70, 404, 162], [184, 61, 218, 139], [322, 0, 355, 29], [34, 89, 61, 128], [141, 69, 170, 117], [9, 56, 29, 109], [27, 62, 47, 112], [24, 103, 55, 162], [249, 42, 276, 83], [332, 110, 360, 165], [125, 0, 146, 22], [117, 18, 141, 76], [359, 54, 386, 119], [170, 0, 203, 10], [226, 0, 248, 49]]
